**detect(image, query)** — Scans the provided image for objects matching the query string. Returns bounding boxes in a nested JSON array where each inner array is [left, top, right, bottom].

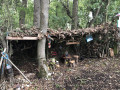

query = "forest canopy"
[[0, 0, 120, 30]]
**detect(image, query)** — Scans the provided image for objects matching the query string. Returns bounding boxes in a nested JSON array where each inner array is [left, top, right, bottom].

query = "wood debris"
[[6, 23, 118, 41]]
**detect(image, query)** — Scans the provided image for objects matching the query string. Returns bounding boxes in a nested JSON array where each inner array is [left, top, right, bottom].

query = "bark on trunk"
[[71, 0, 78, 30], [37, 38, 48, 78], [37, 0, 49, 78], [33, 0, 40, 28], [19, 0, 27, 27], [1, 36, 7, 49], [33, 0, 49, 78], [0, 30, 7, 48]]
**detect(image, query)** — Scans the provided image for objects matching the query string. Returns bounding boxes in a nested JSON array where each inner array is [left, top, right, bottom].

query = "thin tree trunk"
[[87, 3, 102, 27], [19, 0, 27, 27], [0, 29, 6, 48], [56, 5, 58, 16], [67, 0, 69, 8], [1, 36, 6, 49], [105, 0, 110, 23], [71, 0, 78, 30], [60, 0, 82, 29], [60, 0, 72, 19], [33, 0, 40, 28]]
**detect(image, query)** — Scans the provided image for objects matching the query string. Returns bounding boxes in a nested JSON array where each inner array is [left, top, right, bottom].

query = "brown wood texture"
[[6, 36, 38, 40]]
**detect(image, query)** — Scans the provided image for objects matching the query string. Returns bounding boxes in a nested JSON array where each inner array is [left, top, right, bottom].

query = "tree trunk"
[[34, 0, 49, 78], [33, 0, 40, 28], [71, 0, 78, 30], [37, 0, 49, 78], [37, 38, 48, 78], [19, 0, 27, 27]]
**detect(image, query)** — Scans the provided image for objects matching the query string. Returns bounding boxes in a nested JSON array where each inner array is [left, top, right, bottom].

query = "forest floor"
[[1, 57, 120, 90]]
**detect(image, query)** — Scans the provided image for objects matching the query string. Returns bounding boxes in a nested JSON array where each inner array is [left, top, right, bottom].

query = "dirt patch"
[[1, 58, 120, 90]]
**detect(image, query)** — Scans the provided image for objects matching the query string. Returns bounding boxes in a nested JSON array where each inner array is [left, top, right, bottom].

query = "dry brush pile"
[[8, 23, 119, 58]]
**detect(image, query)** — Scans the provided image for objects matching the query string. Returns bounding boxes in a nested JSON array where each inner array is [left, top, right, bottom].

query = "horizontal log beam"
[[6, 36, 38, 40], [66, 42, 80, 45]]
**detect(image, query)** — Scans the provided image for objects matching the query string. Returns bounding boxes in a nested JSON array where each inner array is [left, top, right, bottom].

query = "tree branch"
[[105, 0, 110, 23], [60, 0, 72, 19], [87, 3, 103, 27]]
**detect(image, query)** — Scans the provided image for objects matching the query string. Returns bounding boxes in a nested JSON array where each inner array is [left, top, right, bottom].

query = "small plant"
[[75, 84, 78, 89], [55, 84, 60, 88], [79, 79, 88, 85]]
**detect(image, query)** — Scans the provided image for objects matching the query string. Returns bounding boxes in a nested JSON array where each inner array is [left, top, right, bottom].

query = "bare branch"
[[60, 0, 72, 19], [87, 3, 103, 27]]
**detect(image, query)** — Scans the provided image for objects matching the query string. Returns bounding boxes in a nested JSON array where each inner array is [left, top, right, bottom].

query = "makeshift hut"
[[6, 23, 119, 66]]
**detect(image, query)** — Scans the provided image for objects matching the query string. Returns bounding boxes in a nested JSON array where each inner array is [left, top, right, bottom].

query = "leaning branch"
[[105, 0, 110, 23], [87, 3, 103, 27], [2, 53, 31, 84], [60, 0, 72, 19]]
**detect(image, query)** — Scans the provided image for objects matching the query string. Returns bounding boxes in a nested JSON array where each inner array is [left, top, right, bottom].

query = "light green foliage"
[[107, 0, 120, 21], [0, 0, 15, 28], [0, 0, 33, 30], [78, 0, 88, 28], [49, 0, 72, 29], [0, 0, 120, 30], [85, 0, 120, 26], [25, 0, 34, 26]]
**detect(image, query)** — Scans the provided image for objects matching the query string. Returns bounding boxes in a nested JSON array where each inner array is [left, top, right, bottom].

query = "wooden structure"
[[6, 36, 38, 40], [5, 23, 119, 58], [66, 41, 79, 45], [6, 23, 118, 41]]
